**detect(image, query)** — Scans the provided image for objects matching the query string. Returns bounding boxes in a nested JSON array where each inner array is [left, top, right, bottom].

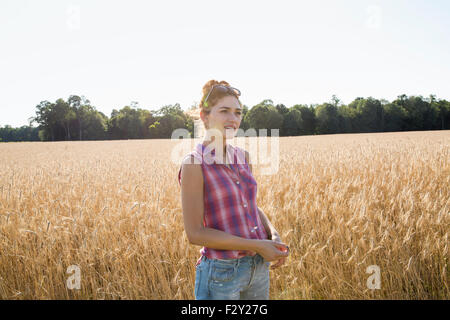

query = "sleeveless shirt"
[[178, 142, 269, 266]]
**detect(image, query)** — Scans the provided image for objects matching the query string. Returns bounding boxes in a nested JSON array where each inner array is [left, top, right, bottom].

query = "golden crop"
[[0, 130, 448, 299]]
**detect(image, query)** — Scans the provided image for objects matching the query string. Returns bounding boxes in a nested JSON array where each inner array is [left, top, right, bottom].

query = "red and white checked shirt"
[[178, 142, 269, 266]]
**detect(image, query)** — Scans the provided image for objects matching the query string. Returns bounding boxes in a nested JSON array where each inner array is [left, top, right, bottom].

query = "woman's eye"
[[221, 110, 241, 115]]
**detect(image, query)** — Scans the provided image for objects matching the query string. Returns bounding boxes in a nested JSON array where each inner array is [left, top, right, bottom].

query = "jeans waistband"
[[203, 254, 264, 264]]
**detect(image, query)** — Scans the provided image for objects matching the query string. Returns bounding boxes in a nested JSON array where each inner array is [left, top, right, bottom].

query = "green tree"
[[0, 125, 40, 142], [434, 99, 450, 130], [52, 98, 75, 140], [283, 108, 303, 136], [337, 105, 357, 133], [107, 105, 148, 139], [83, 110, 108, 140], [349, 97, 384, 132], [331, 94, 341, 107], [390, 95, 427, 131], [149, 113, 185, 139], [275, 103, 289, 136], [383, 102, 408, 132], [245, 100, 283, 136], [238, 104, 250, 133], [148, 121, 161, 138], [31, 100, 60, 141], [155, 103, 185, 118], [0, 125, 13, 142], [68, 95, 93, 140], [152, 103, 191, 138], [275, 103, 289, 115], [315, 103, 340, 134], [291, 104, 315, 135], [139, 109, 156, 138]]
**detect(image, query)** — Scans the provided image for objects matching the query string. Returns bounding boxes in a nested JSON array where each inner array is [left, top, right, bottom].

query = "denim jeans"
[[194, 254, 270, 300]]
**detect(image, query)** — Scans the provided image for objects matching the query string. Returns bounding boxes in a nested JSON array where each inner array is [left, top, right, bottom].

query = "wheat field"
[[0, 130, 448, 299]]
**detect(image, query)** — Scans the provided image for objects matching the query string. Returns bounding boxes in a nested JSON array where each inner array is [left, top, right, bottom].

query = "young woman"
[[178, 80, 289, 300]]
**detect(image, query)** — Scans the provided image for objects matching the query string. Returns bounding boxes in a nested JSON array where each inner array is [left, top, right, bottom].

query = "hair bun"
[[202, 80, 231, 96], [199, 79, 241, 110]]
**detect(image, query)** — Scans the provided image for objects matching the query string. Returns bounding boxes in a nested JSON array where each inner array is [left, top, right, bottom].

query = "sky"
[[1, 0, 449, 127]]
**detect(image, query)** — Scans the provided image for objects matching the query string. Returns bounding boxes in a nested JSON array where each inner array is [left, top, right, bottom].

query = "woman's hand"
[[254, 239, 289, 264], [269, 234, 289, 269]]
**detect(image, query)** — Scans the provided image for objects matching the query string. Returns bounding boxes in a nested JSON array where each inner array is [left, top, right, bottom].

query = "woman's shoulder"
[[178, 145, 204, 186], [181, 144, 203, 165], [179, 153, 203, 187], [181, 154, 201, 165]]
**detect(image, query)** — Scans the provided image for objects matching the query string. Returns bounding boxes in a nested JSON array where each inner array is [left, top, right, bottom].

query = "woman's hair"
[[187, 80, 242, 136], [200, 80, 242, 113]]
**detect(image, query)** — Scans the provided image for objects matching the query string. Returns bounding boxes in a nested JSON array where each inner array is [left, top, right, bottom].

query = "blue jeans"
[[194, 254, 270, 300]]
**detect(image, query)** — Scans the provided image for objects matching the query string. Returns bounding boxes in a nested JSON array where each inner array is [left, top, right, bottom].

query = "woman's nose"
[[229, 112, 240, 122]]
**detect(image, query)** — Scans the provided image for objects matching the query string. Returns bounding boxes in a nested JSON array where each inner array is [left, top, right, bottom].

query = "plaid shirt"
[[178, 142, 269, 266]]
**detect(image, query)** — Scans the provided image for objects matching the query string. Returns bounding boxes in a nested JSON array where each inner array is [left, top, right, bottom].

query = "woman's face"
[[201, 95, 242, 139]]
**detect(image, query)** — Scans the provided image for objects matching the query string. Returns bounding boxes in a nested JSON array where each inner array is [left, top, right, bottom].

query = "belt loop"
[[255, 253, 261, 265]]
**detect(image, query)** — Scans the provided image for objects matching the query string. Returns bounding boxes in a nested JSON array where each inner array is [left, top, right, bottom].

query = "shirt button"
[[236, 181, 240, 184], [243, 204, 247, 208]]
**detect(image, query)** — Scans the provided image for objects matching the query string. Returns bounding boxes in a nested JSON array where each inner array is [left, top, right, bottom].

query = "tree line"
[[1, 94, 449, 142]]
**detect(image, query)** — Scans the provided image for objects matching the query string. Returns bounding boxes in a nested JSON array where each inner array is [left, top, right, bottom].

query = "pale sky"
[[1, 0, 449, 127]]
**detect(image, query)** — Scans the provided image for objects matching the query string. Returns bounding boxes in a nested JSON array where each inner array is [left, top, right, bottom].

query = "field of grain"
[[0, 131, 448, 299]]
